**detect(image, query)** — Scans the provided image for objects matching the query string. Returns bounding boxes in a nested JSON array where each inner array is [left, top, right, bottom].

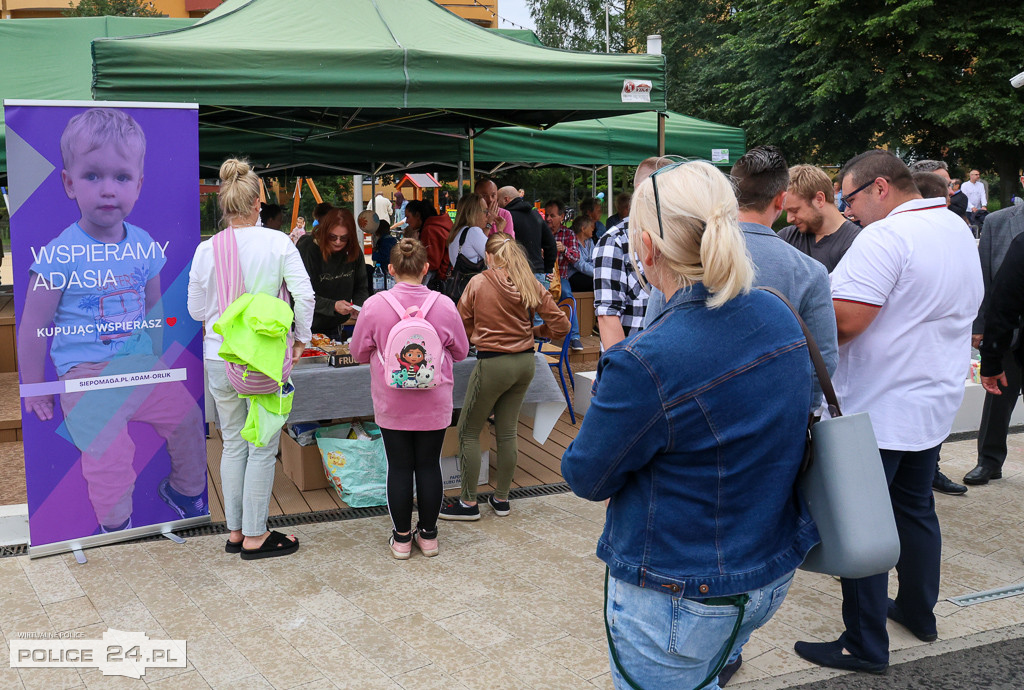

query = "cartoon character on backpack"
[[377, 292, 446, 390], [390, 368, 410, 388], [415, 366, 435, 388], [395, 342, 426, 375]]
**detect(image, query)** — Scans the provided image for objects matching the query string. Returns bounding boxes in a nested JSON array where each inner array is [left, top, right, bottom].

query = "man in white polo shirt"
[[795, 150, 983, 675], [961, 168, 988, 233]]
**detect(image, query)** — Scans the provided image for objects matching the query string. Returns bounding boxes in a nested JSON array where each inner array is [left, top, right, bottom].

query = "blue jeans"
[[839, 444, 942, 664], [560, 277, 580, 341], [606, 571, 794, 689], [533, 272, 550, 327]]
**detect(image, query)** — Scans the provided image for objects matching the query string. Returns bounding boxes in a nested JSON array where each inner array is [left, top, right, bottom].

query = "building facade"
[[1, 0, 498, 23]]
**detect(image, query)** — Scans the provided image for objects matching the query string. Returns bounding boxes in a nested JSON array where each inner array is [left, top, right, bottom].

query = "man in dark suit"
[[949, 178, 969, 220], [966, 173, 1024, 484]]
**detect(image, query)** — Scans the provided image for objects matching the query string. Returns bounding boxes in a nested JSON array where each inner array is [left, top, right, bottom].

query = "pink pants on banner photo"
[[59, 360, 206, 529]]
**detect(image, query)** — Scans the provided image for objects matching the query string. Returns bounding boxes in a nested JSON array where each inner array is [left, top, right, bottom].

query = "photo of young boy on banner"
[[4, 101, 207, 553]]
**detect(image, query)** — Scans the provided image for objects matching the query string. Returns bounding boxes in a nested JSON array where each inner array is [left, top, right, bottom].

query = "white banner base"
[[29, 515, 210, 559]]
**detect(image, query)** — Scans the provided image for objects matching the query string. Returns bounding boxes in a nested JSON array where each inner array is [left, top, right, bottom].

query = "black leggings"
[[378, 427, 446, 536]]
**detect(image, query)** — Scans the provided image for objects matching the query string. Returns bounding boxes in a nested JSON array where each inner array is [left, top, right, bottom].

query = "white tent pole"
[[353, 174, 364, 218], [607, 166, 613, 217]]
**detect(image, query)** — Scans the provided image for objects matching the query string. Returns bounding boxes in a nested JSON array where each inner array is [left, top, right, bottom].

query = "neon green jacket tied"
[[213, 292, 294, 383], [213, 292, 295, 446]]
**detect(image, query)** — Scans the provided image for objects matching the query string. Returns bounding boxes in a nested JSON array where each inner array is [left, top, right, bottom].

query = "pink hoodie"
[[350, 282, 470, 431]]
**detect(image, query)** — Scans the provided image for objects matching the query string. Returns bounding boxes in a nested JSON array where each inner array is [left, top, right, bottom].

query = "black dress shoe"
[[933, 470, 968, 495], [887, 598, 937, 642], [963, 464, 1002, 485], [794, 640, 888, 675], [718, 655, 741, 686]]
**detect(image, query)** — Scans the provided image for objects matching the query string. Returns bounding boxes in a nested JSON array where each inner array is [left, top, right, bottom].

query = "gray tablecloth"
[[288, 352, 564, 423]]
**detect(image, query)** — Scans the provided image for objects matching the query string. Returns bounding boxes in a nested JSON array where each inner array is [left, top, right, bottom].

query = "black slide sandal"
[[225, 539, 243, 554], [240, 531, 300, 560]]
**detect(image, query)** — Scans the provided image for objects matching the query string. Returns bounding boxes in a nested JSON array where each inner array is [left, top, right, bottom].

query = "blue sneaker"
[[99, 517, 132, 534], [158, 478, 207, 519]]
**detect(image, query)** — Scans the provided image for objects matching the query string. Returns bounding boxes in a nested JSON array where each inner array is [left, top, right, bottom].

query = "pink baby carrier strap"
[[212, 227, 293, 394]]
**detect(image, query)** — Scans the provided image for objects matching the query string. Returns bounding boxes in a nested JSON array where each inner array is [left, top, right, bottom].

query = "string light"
[[460, 0, 532, 32]]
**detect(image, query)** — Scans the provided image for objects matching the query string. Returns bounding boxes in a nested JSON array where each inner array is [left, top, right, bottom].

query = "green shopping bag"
[[316, 422, 388, 508]]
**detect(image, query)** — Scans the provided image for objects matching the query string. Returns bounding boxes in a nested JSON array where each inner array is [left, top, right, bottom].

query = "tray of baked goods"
[[295, 334, 360, 368]]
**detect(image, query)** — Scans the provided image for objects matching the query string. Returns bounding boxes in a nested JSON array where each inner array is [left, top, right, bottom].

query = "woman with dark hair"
[[404, 199, 453, 285], [372, 219, 398, 269], [298, 207, 369, 338], [259, 203, 283, 230]]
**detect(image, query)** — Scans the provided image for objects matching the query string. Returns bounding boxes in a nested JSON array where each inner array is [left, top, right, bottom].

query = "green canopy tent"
[[0, 17, 196, 174], [194, 109, 745, 176], [90, 0, 668, 174]]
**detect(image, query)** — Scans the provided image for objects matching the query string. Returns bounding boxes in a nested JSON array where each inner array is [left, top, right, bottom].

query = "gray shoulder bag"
[[761, 287, 900, 579]]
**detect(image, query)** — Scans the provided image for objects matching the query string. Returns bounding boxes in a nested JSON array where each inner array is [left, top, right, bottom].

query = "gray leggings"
[[458, 352, 535, 501]]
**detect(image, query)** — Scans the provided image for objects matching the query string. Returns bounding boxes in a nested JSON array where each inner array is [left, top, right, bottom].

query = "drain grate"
[[0, 543, 27, 557], [0, 483, 575, 558], [947, 582, 1024, 607]]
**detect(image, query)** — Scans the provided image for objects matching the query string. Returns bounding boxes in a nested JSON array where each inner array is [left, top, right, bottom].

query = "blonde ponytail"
[[629, 160, 751, 308], [485, 233, 542, 310], [218, 158, 261, 227]]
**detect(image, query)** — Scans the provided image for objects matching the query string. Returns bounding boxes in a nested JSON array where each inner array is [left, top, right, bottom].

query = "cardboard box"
[[280, 432, 331, 491], [439, 425, 490, 490]]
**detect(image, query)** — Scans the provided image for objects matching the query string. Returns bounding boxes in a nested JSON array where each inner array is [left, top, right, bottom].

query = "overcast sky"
[[496, 0, 536, 31]]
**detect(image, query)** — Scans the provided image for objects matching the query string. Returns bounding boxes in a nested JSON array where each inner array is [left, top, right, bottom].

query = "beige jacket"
[[458, 268, 570, 353]]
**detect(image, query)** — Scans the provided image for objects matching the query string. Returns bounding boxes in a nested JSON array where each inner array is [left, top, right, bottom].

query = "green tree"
[[65, 0, 161, 16], [527, 0, 631, 52], [628, 0, 1024, 203]]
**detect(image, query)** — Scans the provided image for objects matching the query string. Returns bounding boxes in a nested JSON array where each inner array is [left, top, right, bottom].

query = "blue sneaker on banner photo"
[[158, 478, 207, 519]]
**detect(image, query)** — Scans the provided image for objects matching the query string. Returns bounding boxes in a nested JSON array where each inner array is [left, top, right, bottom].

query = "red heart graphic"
[[165, 317, 177, 326]]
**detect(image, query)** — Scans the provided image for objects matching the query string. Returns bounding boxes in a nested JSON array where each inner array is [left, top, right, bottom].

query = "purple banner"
[[5, 102, 207, 549]]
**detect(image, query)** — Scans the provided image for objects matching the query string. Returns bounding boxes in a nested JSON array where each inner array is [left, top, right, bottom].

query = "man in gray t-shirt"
[[778, 164, 862, 273]]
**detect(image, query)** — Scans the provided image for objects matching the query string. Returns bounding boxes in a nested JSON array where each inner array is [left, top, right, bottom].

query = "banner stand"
[[30, 515, 210, 560], [6, 100, 208, 557]]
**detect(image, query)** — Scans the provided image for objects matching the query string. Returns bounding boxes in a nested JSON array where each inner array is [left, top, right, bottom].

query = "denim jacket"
[[562, 284, 819, 597]]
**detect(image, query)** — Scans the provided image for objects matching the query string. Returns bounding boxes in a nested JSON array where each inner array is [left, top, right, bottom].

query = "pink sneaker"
[[389, 532, 412, 560], [414, 530, 439, 557]]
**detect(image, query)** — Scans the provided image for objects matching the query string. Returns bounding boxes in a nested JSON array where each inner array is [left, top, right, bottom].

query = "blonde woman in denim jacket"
[[562, 161, 819, 689]]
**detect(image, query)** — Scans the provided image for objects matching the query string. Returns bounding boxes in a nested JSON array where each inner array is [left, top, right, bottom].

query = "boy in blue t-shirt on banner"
[[18, 108, 206, 534]]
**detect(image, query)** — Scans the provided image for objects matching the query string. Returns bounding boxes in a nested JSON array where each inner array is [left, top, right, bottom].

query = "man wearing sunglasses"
[[795, 150, 983, 676]]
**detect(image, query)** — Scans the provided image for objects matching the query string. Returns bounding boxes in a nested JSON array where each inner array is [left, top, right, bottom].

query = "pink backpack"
[[212, 227, 294, 395], [376, 291, 445, 390]]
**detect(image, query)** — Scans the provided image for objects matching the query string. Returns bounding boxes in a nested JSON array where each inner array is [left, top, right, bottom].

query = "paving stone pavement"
[[1, 435, 1023, 688]]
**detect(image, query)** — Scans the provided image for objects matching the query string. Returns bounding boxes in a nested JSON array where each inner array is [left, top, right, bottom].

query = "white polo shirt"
[[830, 198, 983, 451]]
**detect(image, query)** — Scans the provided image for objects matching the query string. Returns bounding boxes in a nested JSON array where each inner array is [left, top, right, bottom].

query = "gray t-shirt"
[[778, 220, 862, 273]]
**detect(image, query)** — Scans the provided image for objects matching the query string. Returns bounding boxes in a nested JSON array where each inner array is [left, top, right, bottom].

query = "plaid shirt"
[[593, 218, 648, 337], [553, 225, 581, 280]]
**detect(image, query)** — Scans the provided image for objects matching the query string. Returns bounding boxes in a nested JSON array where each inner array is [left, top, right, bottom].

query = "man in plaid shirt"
[[595, 157, 675, 349], [545, 200, 584, 350]]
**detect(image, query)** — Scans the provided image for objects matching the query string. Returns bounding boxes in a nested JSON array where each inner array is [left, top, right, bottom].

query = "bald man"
[[477, 178, 515, 238]]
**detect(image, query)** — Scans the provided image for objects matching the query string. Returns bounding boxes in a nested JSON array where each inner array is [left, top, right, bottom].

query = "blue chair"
[[538, 296, 577, 424]]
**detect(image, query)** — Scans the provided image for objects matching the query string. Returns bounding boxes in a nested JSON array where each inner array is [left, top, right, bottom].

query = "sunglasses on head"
[[648, 156, 714, 239]]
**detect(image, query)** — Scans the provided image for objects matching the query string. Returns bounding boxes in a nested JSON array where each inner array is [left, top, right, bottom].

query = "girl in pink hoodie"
[[350, 239, 469, 558]]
